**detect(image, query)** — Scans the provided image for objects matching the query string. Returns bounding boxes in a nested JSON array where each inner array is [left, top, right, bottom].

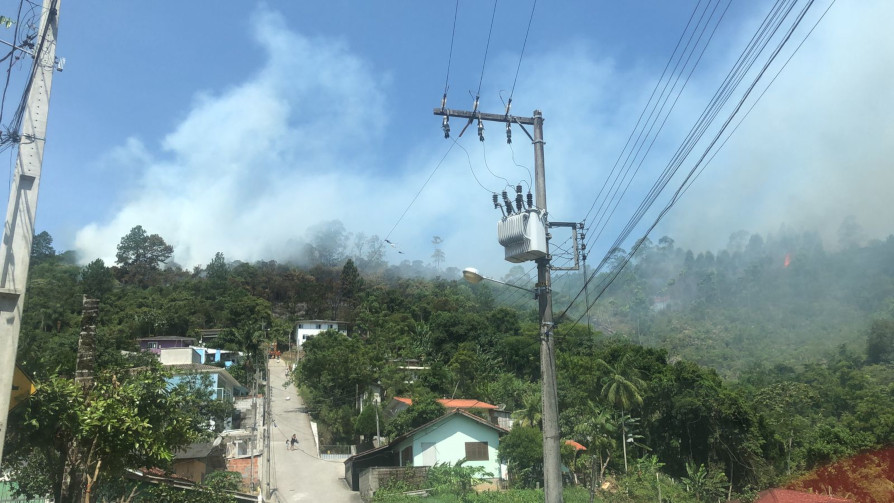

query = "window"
[[316, 324, 322, 329], [400, 445, 413, 466], [464, 442, 489, 461], [147, 342, 158, 349]]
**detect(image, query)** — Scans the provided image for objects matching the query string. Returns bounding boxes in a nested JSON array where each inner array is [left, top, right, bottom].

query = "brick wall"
[[226, 455, 260, 490]]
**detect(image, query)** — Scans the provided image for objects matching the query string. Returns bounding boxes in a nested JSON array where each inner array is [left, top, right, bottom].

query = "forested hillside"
[[5, 225, 894, 501], [552, 228, 894, 377]]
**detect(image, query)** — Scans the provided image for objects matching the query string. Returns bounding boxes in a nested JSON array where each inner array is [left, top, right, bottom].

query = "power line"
[[508, 0, 536, 103], [560, 0, 827, 328], [680, 0, 838, 200], [476, 0, 499, 99], [442, 0, 460, 100], [383, 143, 456, 244]]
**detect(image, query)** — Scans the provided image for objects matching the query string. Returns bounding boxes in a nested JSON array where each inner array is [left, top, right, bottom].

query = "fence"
[[319, 444, 355, 461]]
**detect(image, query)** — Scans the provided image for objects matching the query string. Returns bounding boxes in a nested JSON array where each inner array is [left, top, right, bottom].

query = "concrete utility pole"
[[434, 107, 563, 503], [0, 0, 60, 465], [264, 348, 273, 499]]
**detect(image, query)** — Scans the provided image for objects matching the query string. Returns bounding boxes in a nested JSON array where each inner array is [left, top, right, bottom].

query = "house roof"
[[296, 319, 346, 325], [345, 409, 508, 465], [174, 441, 218, 460], [753, 489, 852, 503], [565, 440, 587, 451], [393, 397, 498, 410]]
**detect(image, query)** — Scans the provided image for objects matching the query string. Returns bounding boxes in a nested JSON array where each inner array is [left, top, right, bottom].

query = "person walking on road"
[[290, 434, 298, 451]]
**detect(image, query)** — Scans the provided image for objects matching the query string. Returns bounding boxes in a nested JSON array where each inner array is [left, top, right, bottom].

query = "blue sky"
[[4, 0, 891, 275]]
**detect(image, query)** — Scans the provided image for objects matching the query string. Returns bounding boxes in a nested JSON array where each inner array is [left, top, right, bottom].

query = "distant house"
[[172, 440, 226, 483], [165, 363, 245, 402], [196, 328, 223, 345], [294, 320, 347, 348], [157, 346, 240, 367], [651, 295, 671, 312], [385, 397, 510, 429], [159, 347, 202, 365], [344, 409, 508, 492], [138, 336, 196, 355]]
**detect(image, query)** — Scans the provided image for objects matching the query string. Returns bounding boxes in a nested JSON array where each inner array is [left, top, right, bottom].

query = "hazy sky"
[[3, 0, 889, 275]]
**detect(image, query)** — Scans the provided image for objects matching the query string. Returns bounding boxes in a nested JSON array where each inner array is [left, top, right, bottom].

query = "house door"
[[421, 442, 438, 466]]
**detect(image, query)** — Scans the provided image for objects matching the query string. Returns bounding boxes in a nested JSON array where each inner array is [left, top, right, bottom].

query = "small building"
[[172, 440, 226, 483], [165, 364, 245, 404], [294, 320, 347, 348], [138, 336, 196, 355], [158, 346, 240, 367], [196, 328, 223, 345], [344, 409, 508, 493], [159, 347, 202, 365]]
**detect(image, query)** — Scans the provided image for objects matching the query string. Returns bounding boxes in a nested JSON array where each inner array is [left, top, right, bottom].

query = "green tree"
[[31, 230, 56, 264], [114, 225, 174, 286], [79, 258, 115, 300], [570, 403, 616, 501], [681, 462, 728, 502], [431, 236, 445, 271], [511, 390, 542, 428], [206, 251, 229, 285], [3, 364, 211, 502], [866, 319, 894, 364], [597, 357, 645, 473], [498, 425, 543, 488], [385, 390, 445, 438]]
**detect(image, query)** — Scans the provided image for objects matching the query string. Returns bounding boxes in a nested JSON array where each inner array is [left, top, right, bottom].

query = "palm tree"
[[597, 358, 645, 473], [511, 390, 542, 428], [572, 401, 616, 503]]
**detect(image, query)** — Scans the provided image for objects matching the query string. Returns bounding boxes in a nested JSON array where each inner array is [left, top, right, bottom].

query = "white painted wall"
[[395, 414, 502, 477], [294, 320, 347, 348], [159, 347, 201, 365]]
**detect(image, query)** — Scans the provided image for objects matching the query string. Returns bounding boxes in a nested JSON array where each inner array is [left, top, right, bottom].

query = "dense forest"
[[4, 222, 894, 502]]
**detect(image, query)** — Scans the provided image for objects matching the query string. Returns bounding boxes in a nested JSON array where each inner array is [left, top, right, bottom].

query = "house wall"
[[159, 347, 201, 365], [294, 321, 347, 347], [172, 458, 206, 483], [394, 415, 502, 477], [226, 456, 260, 489]]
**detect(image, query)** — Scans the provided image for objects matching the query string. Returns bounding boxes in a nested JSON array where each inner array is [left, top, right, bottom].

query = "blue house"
[[164, 363, 246, 403], [344, 409, 507, 492]]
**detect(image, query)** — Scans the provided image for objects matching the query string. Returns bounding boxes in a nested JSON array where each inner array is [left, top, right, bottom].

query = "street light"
[[462, 267, 537, 297]]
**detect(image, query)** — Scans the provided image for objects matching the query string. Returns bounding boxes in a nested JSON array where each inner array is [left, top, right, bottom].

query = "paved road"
[[266, 358, 361, 503]]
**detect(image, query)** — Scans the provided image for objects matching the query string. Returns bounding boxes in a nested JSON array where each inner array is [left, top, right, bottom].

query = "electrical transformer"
[[497, 209, 548, 263]]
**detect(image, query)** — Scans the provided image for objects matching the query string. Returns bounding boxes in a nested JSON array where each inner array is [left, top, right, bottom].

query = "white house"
[[294, 320, 347, 348], [344, 409, 508, 492]]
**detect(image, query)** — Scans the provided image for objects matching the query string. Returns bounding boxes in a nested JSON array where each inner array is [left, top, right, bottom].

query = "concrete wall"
[[159, 347, 201, 365], [359, 466, 429, 503]]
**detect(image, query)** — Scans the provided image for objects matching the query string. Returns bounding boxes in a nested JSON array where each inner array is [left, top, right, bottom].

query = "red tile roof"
[[565, 440, 587, 451], [754, 489, 852, 503], [393, 397, 497, 410], [438, 399, 497, 410]]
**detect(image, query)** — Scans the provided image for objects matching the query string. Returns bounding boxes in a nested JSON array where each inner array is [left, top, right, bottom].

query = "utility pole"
[[264, 346, 272, 499], [434, 107, 563, 503], [0, 0, 60, 466]]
